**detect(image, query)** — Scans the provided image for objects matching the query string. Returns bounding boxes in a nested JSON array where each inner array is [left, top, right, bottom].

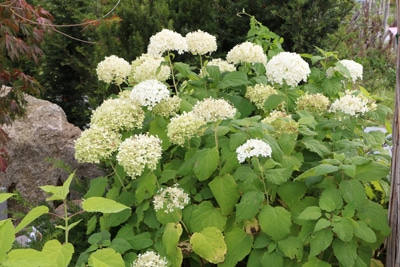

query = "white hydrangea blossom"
[[131, 251, 168, 267], [96, 55, 131, 85], [186, 30, 217, 55], [207, 58, 236, 72], [329, 92, 370, 116], [245, 84, 279, 109], [152, 95, 181, 117], [90, 98, 144, 131], [337, 59, 363, 82], [130, 79, 170, 110], [147, 29, 188, 56], [295, 93, 330, 114], [129, 54, 171, 83], [75, 125, 121, 164], [261, 110, 291, 124], [236, 139, 272, 163], [191, 98, 236, 123], [167, 112, 206, 146], [117, 134, 162, 178], [226, 42, 267, 65], [153, 185, 190, 213], [266, 52, 311, 87]]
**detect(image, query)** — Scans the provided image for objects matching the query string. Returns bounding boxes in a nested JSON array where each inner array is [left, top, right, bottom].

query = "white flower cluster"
[[236, 139, 272, 163], [90, 98, 144, 131], [153, 185, 190, 213], [75, 125, 121, 163], [117, 134, 162, 178], [337, 59, 363, 82], [96, 55, 131, 85], [167, 112, 206, 146], [266, 52, 311, 87], [152, 95, 181, 117], [130, 54, 171, 83], [207, 58, 236, 73], [226, 41, 267, 65], [245, 84, 279, 110], [131, 251, 168, 267], [191, 98, 236, 123], [130, 79, 170, 110], [296, 93, 330, 114], [186, 30, 217, 55], [329, 92, 370, 116], [147, 29, 188, 56]]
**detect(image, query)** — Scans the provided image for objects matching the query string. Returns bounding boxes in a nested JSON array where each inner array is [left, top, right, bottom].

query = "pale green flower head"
[[226, 41, 267, 65], [130, 79, 170, 110], [153, 184, 190, 213], [296, 93, 330, 114], [129, 53, 171, 84], [152, 95, 181, 117], [329, 90, 371, 116], [262, 110, 299, 137], [147, 29, 188, 56], [90, 98, 145, 131], [186, 29, 217, 55], [266, 52, 311, 87], [191, 98, 236, 123], [245, 84, 279, 110], [117, 134, 162, 178], [236, 139, 272, 163], [167, 112, 206, 146], [96, 55, 131, 85], [74, 125, 121, 164], [207, 58, 236, 72], [131, 251, 168, 267]]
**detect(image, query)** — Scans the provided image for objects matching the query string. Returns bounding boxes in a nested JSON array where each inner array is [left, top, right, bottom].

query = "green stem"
[[109, 160, 126, 191], [63, 198, 69, 244], [167, 51, 179, 95]]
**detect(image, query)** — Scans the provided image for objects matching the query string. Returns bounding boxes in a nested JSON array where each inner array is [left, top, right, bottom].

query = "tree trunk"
[[386, 1, 400, 266]]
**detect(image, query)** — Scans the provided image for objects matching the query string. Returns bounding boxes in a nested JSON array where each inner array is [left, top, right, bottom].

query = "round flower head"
[[262, 110, 299, 137], [152, 95, 181, 117], [226, 42, 267, 65], [167, 112, 206, 146], [117, 134, 162, 178], [186, 30, 217, 55], [75, 125, 121, 163], [336, 59, 363, 82], [130, 79, 170, 110], [236, 139, 272, 163], [96, 55, 131, 85], [191, 98, 236, 123], [266, 52, 311, 87], [245, 84, 279, 110], [90, 98, 145, 131], [207, 58, 236, 72], [132, 251, 168, 267], [147, 29, 188, 56], [129, 53, 171, 83], [153, 185, 190, 213], [296, 93, 330, 114], [329, 91, 371, 116]]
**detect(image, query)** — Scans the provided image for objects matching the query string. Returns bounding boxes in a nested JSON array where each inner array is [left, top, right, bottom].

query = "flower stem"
[[167, 51, 179, 95], [109, 160, 127, 191]]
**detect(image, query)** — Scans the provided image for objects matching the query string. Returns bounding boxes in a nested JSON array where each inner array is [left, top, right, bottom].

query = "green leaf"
[[297, 206, 322, 221], [259, 205, 292, 241], [352, 220, 377, 243], [319, 187, 343, 212], [235, 191, 264, 222], [56, 219, 82, 232], [84, 177, 108, 199], [332, 218, 354, 242], [190, 227, 227, 264], [3, 249, 53, 267], [303, 139, 330, 158], [135, 172, 157, 204], [194, 147, 219, 181], [149, 117, 171, 150], [278, 134, 297, 155], [42, 240, 74, 267], [0, 193, 15, 203], [314, 218, 331, 232], [82, 197, 130, 213], [40, 171, 75, 201], [263, 94, 285, 110], [209, 174, 240, 215], [354, 161, 389, 182], [309, 228, 333, 257], [261, 251, 284, 267], [190, 201, 227, 232], [332, 239, 358, 267], [277, 181, 307, 208], [357, 200, 390, 235], [87, 248, 125, 267], [339, 179, 367, 209], [321, 77, 342, 97], [265, 166, 293, 185], [277, 236, 303, 260], [15, 205, 49, 233], [109, 238, 132, 254], [219, 228, 253, 267], [0, 219, 15, 262], [129, 232, 153, 250], [163, 222, 183, 254], [302, 257, 331, 267], [217, 71, 249, 89], [295, 164, 338, 181]]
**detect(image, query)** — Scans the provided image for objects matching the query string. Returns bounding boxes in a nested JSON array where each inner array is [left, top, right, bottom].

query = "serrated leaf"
[[314, 218, 331, 232], [209, 174, 240, 215], [194, 147, 219, 181], [190, 227, 227, 264], [278, 134, 297, 155], [3, 248, 53, 267], [0, 193, 15, 203], [303, 139, 330, 157], [0, 219, 15, 262], [88, 248, 125, 267], [302, 257, 331, 267], [357, 200, 390, 235], [218, 71, 249, 89], [219, 228, 253, 267], [309, 228, 333, 257], [135, 172, 157, 204], [332, 239, 357, 267], [332, 218, 354, 242], [162, 223, 182, 254], [82, 197, 130, 213], [261, 251, 283, 267], [264, 94, 285, 110], [352, 220, 377, 243], [84, 177, 108, 199], [319, 187, 343, 212], [40, 171, 75, 201], [355, 161, 389, 182], [259, 205, 292, 241], [339, 179, 367, 209], [276, 181, 307, 208], [42, 240, 74, 267], [129, 232, 153, 250], [235, 191, 264, 222], [190, 201, 227, 232], [15, 205, 49, 233], [297, 206, 321, 220], [277, 236, 303, 260], [109, 238, 132, 254]]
